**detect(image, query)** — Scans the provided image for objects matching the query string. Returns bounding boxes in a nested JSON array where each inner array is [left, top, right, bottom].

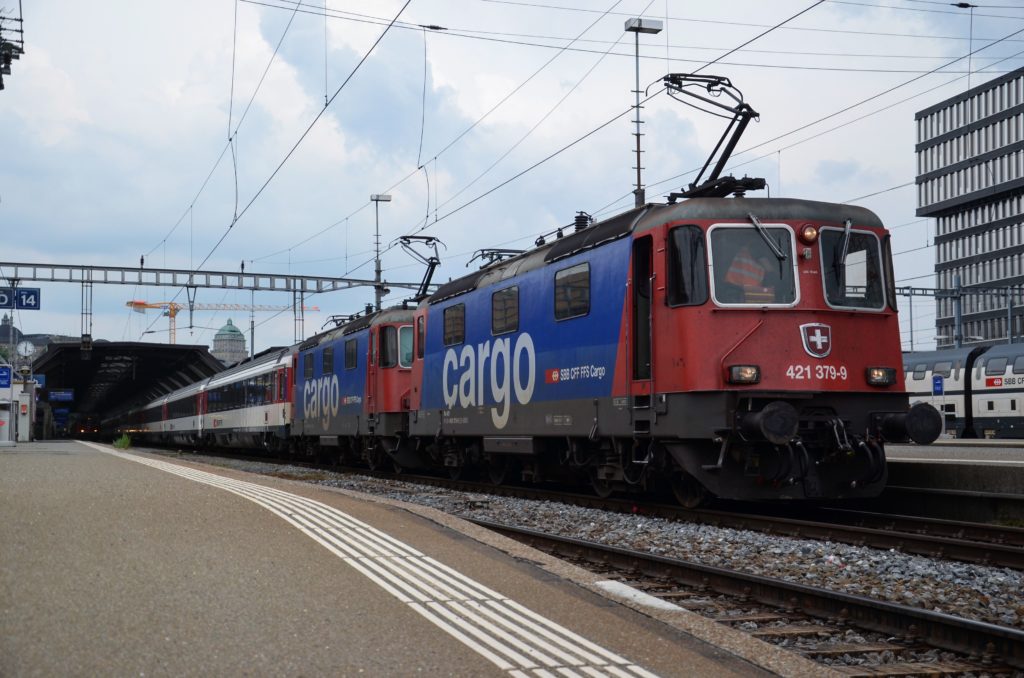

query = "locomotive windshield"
[[820, 228, 885, 310], [709, 225, 796, 305]]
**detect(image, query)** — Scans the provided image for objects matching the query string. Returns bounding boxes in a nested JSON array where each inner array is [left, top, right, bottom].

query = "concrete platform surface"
[[0, 441, 805, 677]]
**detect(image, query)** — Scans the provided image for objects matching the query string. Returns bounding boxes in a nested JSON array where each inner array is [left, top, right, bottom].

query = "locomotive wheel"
[[487, 456, 512, 485], [366, 445, 388, 472], [589, 470, 615, 499], [671, 471, 707, 509]]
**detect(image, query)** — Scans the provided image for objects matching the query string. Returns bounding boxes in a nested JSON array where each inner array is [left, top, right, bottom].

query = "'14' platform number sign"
[[0, 288, 41, 310]]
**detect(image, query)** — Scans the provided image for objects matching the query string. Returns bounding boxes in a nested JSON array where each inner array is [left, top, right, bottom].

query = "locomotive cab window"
[[492, 287, 519, 334], [667, 226, 708, 306], [380, 326, 398, 368], [399, 325, 413, 368], [709, 224, 796, 305], [1013, 356, 1024, 375], [443, 304, 465, 346], [554, 263, 589, 320], [819, 227, 885, 310]]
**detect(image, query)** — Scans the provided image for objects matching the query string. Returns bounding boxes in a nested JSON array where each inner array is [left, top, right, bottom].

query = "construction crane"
[[126, 300, 320, 344]]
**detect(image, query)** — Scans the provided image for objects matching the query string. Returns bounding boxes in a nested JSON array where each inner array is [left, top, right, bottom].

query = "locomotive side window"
[[399, 326, 414, 368], [709, 225, 796, 305], [444, 304, 465, 346], [492, 287, 519, 334], [985, 357, 1008, 376], [1013, 356, 1024, 374], [303, 352, 313, 379], [555, 264, 589, 320], [344, 339, 357, 369], [820, 228, 885, 310], [323, 347, 334, 374], [380, 326, 398, 368], [934, 361, 952, 378], [667, 226, 708, 306], [416, 316, 425, 359]]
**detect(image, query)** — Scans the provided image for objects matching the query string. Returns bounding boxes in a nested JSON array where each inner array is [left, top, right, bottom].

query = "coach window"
[[444, 303, 465, 346], [492, 287, 519, 334], [303, 352, 314, 379], [554, 263, 589, 320], [667, 226, 708, 306], [416, 316, 425, 359], [912, 363, 927, 379], [933, 361, 952, 378], [985, 357, 1008, 376], [323, 347, 334, 374], [710, 225, 796, 305], [380, 326, 398, 368]]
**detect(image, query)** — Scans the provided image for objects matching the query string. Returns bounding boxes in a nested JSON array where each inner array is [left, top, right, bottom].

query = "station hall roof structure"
[[32, 341, 224, 420]]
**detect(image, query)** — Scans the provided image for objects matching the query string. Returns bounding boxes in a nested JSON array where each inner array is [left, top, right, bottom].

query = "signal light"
[[866, 367, 897, 386], [798, 224, 819, 245], [728, 365, 761, 384]]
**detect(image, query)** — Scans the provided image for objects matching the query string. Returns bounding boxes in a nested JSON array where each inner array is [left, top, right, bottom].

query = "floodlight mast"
[[625, 18, 662, 208]]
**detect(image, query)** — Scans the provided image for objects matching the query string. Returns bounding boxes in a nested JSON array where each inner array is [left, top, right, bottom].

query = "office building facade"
[[916, 67, 1024, 347]]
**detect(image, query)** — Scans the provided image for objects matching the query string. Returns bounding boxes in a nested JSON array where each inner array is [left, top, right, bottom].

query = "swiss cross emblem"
[[800, 323, 832, 359]]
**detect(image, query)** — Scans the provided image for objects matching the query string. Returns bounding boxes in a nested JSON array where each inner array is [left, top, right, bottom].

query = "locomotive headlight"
[[798, 224, 819, 244], [728, 365, 761, 384], [866, 367, 897, 386]]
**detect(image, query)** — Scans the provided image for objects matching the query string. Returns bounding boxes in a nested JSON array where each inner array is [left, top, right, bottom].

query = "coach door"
[[631, 236, 654, 433]]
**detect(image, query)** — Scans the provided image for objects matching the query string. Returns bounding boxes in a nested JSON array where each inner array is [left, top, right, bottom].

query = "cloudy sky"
[[3, 0, 1024, 354]]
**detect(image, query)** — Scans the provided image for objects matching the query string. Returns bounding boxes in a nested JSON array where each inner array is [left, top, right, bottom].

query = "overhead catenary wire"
[[144, 0, 304, 259], [241, 0, 1024, 74], [191, 0, 413, 274]]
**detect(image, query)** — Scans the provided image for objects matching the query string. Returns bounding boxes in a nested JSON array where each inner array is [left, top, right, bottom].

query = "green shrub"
[[113, 434, 132, 449]]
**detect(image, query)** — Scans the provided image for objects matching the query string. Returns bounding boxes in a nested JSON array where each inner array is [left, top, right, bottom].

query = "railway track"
[[477, 520, 1024, 676], [353, 471, 1024, 570]]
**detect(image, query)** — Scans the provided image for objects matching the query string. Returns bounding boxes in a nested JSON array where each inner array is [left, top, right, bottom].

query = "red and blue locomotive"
[[119, 194, 940, 505]]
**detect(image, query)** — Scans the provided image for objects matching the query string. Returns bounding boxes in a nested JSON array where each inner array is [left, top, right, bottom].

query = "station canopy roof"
[[32, 341, 224, 419]]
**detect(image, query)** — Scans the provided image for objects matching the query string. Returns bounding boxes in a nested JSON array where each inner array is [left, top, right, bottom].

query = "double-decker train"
[[904, 343, 1024, 439], [111, 195, 941, 506]]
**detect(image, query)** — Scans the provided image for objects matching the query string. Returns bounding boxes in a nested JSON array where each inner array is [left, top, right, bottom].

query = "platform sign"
[[0, 288, 41, 310], [48, 389, 74, 402], [0, 365, 10, 390], [932, 375, 944, 396], [15, 288, 40, 310]]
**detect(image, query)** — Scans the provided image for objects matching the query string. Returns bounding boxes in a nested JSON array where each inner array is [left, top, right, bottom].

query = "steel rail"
[[472, 520, 1024, 669]]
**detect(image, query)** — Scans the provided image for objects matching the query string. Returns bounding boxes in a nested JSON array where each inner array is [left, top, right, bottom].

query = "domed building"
[[211, 319, 248, 366], [0, 313, 23, 346]]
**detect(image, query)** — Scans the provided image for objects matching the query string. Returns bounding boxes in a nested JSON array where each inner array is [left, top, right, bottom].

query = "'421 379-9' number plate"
[[785, 364, 848, 381]]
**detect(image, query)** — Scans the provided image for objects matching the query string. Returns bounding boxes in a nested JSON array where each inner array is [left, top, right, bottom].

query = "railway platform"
[[0, 440, 821, 677]]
